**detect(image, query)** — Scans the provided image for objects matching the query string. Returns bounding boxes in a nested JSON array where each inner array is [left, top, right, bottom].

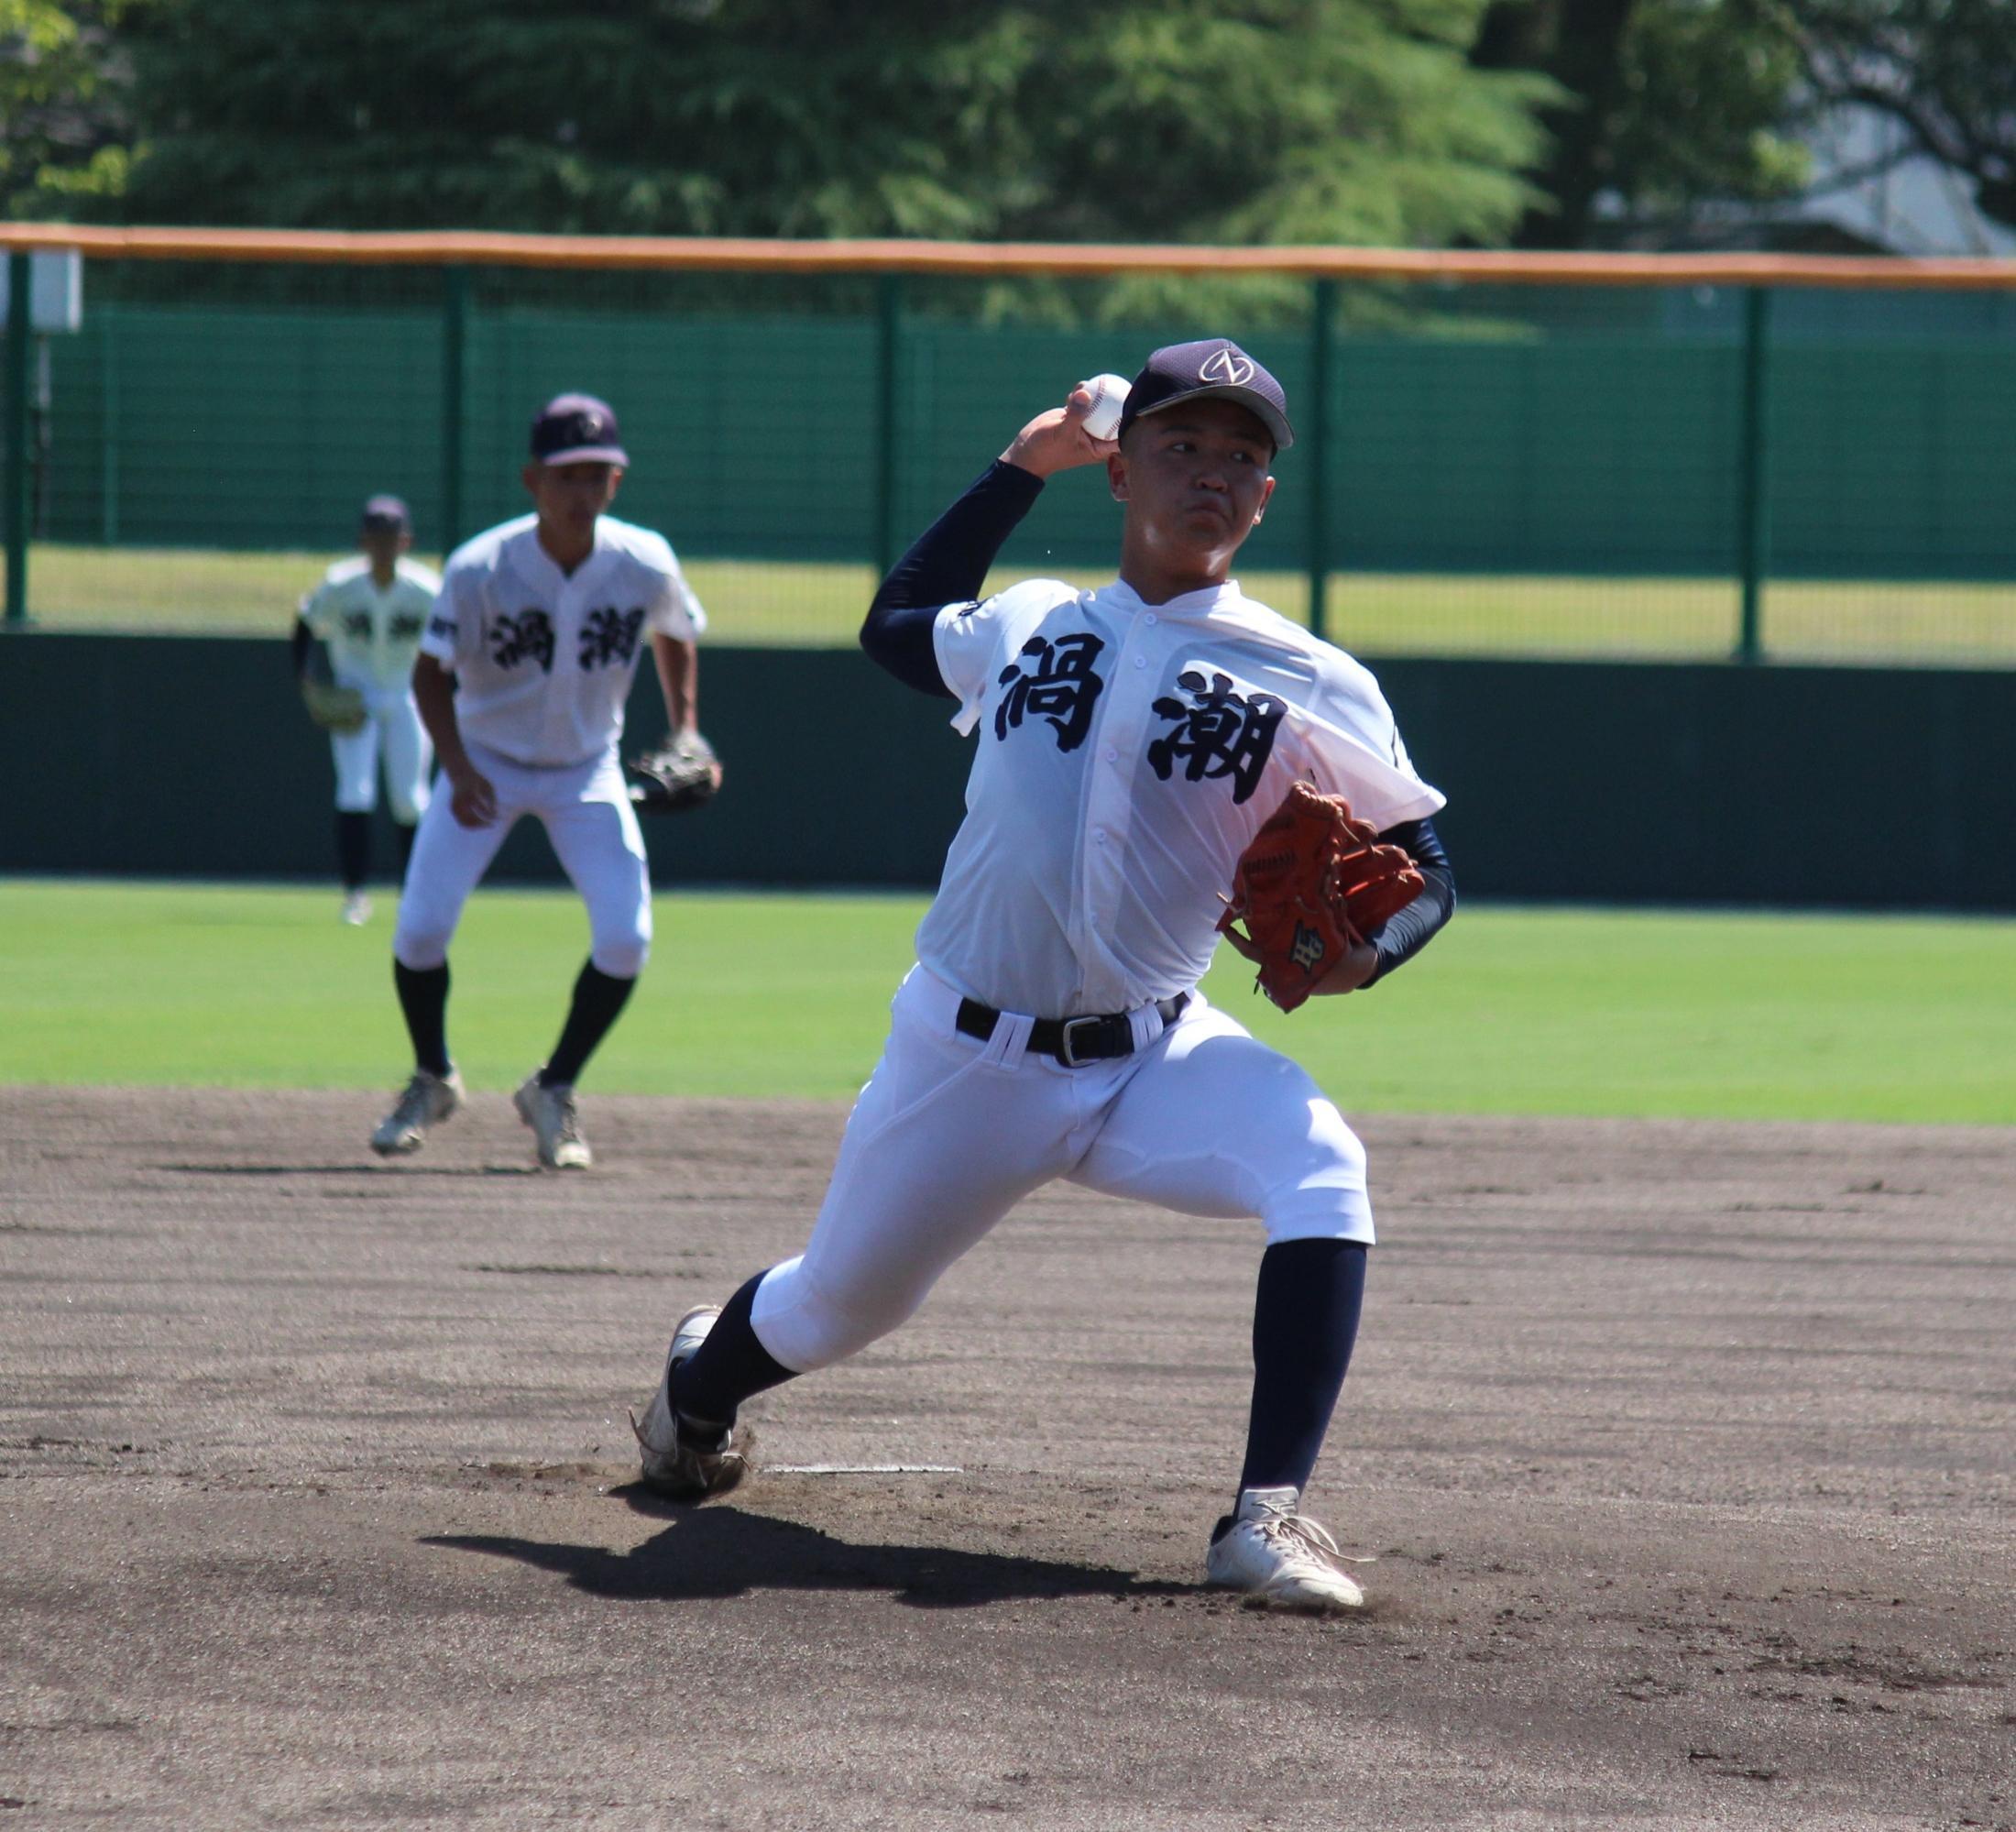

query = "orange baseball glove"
[[1216, 783, 1425, 1013]]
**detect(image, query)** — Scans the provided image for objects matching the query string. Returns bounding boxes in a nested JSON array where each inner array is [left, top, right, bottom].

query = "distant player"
[[369, 394, 718, 1170], [629, 342, 1455, 1613], [292, 495, 439, 925]]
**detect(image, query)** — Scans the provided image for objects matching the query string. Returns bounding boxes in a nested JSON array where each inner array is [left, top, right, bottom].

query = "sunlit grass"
[[4, 881, 2011, 1124], [18, 543, 2015, 666]]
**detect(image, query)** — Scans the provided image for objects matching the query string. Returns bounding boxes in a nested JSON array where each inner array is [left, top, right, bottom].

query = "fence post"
[[5, 251, 30, 627], [873, 272, 904, 578], [440, 264, 469, 555], [1305, 277, 1337, 642], [100, 306, 120, 544], [1736, 285, 1772, 664]]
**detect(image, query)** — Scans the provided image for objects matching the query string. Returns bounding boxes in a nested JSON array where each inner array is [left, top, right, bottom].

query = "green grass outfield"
[[20, 543, 2016, 666], [3, 881, 2011, 1124]]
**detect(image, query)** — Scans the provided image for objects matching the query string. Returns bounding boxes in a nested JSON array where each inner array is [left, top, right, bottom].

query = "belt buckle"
[[1057, 1015, 1103, 1068]]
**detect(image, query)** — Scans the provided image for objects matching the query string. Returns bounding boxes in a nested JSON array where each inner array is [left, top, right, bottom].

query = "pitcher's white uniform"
[[393, 512, 707, 980], [301, 554, 439, 824], [751, 576, 1442, 1373]]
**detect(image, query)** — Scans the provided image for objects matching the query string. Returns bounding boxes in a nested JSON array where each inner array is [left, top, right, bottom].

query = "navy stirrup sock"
[[336, 810, 371, 890], [1236, 1238, 1368, 1498], [541, 961, 635, 1088], [392, 960, 452, 1078], [671, 1271, 798, 1428]]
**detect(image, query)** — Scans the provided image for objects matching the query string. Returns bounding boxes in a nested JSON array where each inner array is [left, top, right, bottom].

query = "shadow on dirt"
[[153, 1162, 542, 1178], [424, 1500, 1199, 1610]]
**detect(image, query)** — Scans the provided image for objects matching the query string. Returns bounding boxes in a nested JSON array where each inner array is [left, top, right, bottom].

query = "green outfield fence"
[[4, 228, 2016, 664]]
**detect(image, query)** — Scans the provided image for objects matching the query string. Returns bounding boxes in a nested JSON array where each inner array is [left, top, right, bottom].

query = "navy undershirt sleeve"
[[1362, 815, 1455, 986], [860, 459, 1046, 698]]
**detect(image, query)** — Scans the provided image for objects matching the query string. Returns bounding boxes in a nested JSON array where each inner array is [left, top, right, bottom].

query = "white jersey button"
[[1103, 745, 1118, 762], [1134, 654, 1146, 668], [1145, 613, 1158, 625], [1093, 828, 1107, 845]]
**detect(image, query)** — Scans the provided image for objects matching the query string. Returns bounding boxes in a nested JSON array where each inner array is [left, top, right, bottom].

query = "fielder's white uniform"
[[394, 512, 707, 980], [301, 555, 440, 824], [750, 575, 1444, 1374]]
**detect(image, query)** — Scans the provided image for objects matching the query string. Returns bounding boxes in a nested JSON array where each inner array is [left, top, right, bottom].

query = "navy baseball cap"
[[1115, 339, 1294, 453], [359, 494, 411, 530], [530, 393, 629, 466]]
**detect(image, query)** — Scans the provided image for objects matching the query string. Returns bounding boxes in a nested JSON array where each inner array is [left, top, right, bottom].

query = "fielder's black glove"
[[626, 731, 721, 815], [299, 639, 367, 733]]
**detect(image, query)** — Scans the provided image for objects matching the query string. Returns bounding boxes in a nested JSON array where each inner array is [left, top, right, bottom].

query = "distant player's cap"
[[530, 393, 629, 467], [1115, 339, 1294, 453], [359, 494, 411, 531]]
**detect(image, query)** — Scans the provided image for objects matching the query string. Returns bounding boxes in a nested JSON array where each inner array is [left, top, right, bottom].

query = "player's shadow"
[[424, 1498, 1197, 1611], [156, 1162, 542, 1179]]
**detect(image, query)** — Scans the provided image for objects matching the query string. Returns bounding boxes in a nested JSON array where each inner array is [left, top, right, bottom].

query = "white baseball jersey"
[[419, 513, 706, 769], [915, 576, 1444, 1017], [301, 556, 441, 693]]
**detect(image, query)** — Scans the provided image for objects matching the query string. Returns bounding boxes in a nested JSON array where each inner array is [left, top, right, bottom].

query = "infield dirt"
[[2, 1088, 2010, 1830]]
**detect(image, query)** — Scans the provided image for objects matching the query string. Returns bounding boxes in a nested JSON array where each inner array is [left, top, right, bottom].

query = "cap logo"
[[1199, 346, 1255, 386]]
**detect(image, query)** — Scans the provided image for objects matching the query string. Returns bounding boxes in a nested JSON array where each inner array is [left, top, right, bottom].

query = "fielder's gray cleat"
[[630, 1305, 751, 1501], [369, 1067, 463, 1157], [1204, 1486, 1367, 1612], [513, 1071, 592, 1170]]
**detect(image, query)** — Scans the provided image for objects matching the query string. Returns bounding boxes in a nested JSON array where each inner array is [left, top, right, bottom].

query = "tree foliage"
[[1793, 0, 2016, 230], [1, 0, 144, 218], [106, 0, 1550, 253], [1473, 0, 1807, 247]]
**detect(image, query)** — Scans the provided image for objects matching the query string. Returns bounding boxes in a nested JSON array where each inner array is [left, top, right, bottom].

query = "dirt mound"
[[2, 1088, 2010, 1828]]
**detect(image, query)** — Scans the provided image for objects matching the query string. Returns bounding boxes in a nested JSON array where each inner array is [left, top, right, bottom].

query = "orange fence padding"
[[2, 223, 2015, 289]]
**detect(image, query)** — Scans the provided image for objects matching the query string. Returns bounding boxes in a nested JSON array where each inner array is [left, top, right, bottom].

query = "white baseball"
[[1076, 373, 1131, 441]]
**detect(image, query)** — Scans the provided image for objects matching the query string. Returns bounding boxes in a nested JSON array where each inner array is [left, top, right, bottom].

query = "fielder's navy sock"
[[336, 811, 371, 891], [671, 1270, 797, 1427], [1236, 1238, 1367, 1497], [393, 960, 453, 1079], [540, 961, 635, 1087]]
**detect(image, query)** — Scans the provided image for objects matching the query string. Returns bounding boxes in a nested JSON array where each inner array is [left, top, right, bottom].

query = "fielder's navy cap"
[[1116, 339, 1294, 453], [531, 393, 629, 467], [359, 494, 411, 530]]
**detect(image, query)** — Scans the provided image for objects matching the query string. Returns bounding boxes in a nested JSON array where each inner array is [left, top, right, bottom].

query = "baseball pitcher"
[[630, 342, 1456, 1612]]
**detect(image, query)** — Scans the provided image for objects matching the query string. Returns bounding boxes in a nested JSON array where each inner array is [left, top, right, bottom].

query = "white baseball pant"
[[331, 683, 433, 825], [750, 964, 1373, 1373], [392, 740, 652, 978]]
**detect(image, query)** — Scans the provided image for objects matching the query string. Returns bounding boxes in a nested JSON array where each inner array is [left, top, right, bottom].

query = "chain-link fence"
[[5, 234, 2015, 664]]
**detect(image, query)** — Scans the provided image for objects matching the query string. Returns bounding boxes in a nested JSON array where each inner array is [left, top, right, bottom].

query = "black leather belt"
[[956, 993, 1189, 1067]]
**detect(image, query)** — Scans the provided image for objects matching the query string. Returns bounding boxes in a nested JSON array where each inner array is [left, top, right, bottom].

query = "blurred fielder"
[[369, 394, 718, 1171], [291, 494, 438, 926]]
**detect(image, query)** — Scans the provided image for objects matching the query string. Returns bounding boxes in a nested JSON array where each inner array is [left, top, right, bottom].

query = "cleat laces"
[[391, 1075, 439, 1129], [1249, 1510, 1375, 1574]]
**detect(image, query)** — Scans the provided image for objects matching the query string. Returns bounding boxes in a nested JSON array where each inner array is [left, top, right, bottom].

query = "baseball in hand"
[[1076, 374, 1131, 441]]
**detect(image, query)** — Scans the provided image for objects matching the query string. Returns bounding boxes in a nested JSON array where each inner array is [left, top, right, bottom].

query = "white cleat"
[[630, 1304, 751, 1502], [369, 1067, 463, 1157], [1205, 1486, 1367, 1612], [513, 1071, 592, 1169], [340, 890, 372, 926]]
